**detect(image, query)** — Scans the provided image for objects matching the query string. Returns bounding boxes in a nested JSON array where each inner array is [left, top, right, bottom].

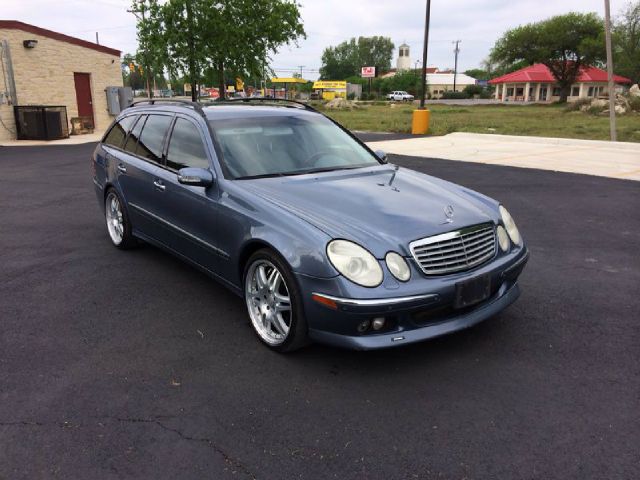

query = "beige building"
[[427, 73, 477, 99], [0, 20, 122, 142]]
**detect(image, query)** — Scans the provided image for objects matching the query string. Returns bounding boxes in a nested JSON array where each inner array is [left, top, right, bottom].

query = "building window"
[[552, 87, 561, 96], [571, 86, 580, 97], [506, 87, 514, 97], [516, 87, 524, 97]]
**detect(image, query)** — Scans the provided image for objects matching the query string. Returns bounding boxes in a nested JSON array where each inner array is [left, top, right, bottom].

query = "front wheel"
[[243, 249, 308, 352]]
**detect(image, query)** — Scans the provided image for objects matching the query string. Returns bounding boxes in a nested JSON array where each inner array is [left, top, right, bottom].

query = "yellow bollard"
[[411, 109, 430, 135]]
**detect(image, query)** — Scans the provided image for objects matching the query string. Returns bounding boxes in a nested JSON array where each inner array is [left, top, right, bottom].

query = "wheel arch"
[[238, 239, 282, 284]]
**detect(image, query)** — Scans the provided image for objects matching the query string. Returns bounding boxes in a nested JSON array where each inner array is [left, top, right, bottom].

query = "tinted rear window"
[[103, 115, 137, 148], [123, 115, 146, 155]]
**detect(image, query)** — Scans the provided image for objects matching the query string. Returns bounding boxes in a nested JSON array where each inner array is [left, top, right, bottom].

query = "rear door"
[[152, 115, 221, 273], [95, 114, 137, 188], [116, 113, 174, 240]]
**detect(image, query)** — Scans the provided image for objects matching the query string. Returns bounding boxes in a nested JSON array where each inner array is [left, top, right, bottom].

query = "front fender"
[[217, 181, 339, 287]]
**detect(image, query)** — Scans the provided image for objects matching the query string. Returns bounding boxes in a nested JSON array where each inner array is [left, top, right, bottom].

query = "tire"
[[243, 248, 309, 352], [104, 188, 137, 249]]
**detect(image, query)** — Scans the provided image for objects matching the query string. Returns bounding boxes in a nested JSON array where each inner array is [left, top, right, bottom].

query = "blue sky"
[[3, 0, 626, 80]]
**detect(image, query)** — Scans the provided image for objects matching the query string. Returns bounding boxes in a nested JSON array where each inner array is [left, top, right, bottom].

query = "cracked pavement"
[[0, 141, 638, 479]]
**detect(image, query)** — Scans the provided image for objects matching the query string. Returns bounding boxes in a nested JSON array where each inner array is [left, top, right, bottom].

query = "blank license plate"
[[454, 274, 492, 309]]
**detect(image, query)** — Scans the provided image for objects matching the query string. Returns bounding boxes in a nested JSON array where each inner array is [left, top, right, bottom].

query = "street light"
[[412, 0, 431, 134], [419, 0, 431, 109]]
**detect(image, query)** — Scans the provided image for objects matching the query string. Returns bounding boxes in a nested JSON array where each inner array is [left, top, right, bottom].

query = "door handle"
[[117, 163, 127, 173], [153, 180, 166, 192]]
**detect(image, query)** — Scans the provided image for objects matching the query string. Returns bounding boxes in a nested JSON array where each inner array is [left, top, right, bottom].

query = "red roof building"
[[488, 63, 632, 103]]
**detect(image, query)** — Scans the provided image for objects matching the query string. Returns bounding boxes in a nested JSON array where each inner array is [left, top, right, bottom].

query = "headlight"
[[385, 252, 410, 282], [496, 226, 510, 252], [327, 240, 383, 287], [499, 205, 521, 245]]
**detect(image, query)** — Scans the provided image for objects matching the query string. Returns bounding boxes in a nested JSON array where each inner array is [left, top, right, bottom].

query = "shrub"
[[347, 92, 356, 100], [629, 95, 640, 113], [463, 84, 483, 97], [441, 91, 469, 100]]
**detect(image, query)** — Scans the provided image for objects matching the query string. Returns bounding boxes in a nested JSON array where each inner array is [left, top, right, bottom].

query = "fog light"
[[372, 317, 386, 330], [497, 225, 510, 252], [357, 320, 370, 333]]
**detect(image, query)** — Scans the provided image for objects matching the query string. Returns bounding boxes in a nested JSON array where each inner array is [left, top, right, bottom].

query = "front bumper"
[[300, 247, 529, 350]]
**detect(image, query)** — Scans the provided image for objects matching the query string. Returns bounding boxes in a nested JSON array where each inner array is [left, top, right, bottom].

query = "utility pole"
[[419, 0, 431, 108], [95, 32, 99, 45], [128, 3, 153, 99], [297, 65, 305, 77], [452, 40, 461, 92], [604, 0, 617, 142]]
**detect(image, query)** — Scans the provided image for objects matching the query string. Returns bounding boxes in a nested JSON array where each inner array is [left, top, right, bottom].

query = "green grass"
[[318, 103, 640, 143]]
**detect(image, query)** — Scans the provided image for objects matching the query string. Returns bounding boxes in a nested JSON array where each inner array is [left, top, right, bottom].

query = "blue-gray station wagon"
[[92, 99, 529, 352]]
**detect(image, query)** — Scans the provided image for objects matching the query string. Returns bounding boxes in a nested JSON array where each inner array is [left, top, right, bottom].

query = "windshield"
[[208, 113, 381, 179]]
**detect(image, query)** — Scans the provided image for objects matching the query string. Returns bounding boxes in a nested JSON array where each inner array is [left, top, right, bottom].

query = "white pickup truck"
[[386, 91, 415, 102]]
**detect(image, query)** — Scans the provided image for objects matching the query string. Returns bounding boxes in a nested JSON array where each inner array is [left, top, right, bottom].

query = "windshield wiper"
[[235, 165, 368, 180], [284, 165, 369, 177], [235, 172, 287, 180]]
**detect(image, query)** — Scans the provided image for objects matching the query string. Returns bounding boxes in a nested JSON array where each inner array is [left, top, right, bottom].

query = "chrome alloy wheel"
[[245, 260, 292, 346], [105, 192, 124, 245]]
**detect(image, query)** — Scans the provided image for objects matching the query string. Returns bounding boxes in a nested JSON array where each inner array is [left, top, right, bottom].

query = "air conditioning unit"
[[14, 106, 69, 140]]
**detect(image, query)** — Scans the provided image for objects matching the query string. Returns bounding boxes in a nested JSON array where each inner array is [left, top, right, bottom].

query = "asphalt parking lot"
[[1, 141, 638, 479]]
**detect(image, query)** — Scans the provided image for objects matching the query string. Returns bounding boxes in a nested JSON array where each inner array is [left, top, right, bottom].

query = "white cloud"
[[2, 0, 623, 81]]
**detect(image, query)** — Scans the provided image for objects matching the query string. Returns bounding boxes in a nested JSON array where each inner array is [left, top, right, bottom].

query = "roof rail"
[[129, 98, 206, 117], [213, 97, 320, 113]]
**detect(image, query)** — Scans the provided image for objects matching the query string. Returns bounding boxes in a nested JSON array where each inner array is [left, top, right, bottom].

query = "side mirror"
[[375, 149, 388, 163], [177, 167, 214, 187]]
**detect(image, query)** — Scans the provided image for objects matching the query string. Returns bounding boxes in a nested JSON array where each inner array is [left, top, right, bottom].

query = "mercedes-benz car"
[[92, 99, 528, 352]]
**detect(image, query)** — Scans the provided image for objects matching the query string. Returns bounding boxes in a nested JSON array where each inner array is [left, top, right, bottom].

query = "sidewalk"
[[366, 132, 640, 181], [0, 131, 104, 147]]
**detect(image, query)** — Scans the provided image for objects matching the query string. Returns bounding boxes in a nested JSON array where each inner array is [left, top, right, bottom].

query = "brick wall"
[[0, 27, 122, 142]]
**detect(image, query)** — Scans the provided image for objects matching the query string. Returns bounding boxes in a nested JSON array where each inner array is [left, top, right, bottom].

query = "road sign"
[[361, 66, 376, 78]]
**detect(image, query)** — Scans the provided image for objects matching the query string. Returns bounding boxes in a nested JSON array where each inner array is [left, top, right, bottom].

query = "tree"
[[613, 1, 640, 85], [131, 0, 166, 98], [464, 69, 489, 80], [320, 36, 394, 79], [490, 13, 605, 102], [134, 0, 305, 101], [382, 71, 421, 96], [121, 53, 145, 90]]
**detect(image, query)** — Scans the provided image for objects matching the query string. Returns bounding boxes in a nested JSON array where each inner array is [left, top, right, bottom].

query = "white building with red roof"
[[489, 63, 632, 103]]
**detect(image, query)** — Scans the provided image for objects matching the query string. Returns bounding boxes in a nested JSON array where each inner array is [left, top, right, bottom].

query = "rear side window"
[[166, 118, 209, 170], [123, 115, 146, 154], [103, 115, 137, 148], [136, 114, 173, 164]]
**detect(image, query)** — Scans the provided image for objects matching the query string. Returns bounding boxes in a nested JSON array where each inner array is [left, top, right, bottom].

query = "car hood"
[[242, 165, 498, 257]]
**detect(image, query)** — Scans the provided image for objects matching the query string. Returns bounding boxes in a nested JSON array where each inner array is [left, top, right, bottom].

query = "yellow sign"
[[313, 81, 347, 89], [271, 77, 308, 84], [236, 77, 244, 91]]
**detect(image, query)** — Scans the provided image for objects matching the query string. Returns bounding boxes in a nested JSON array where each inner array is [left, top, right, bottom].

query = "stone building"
[[0, 20, 122, 142]]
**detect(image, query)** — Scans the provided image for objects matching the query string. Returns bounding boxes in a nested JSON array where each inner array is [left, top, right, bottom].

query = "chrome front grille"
[[409, 223, 497, 275]]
